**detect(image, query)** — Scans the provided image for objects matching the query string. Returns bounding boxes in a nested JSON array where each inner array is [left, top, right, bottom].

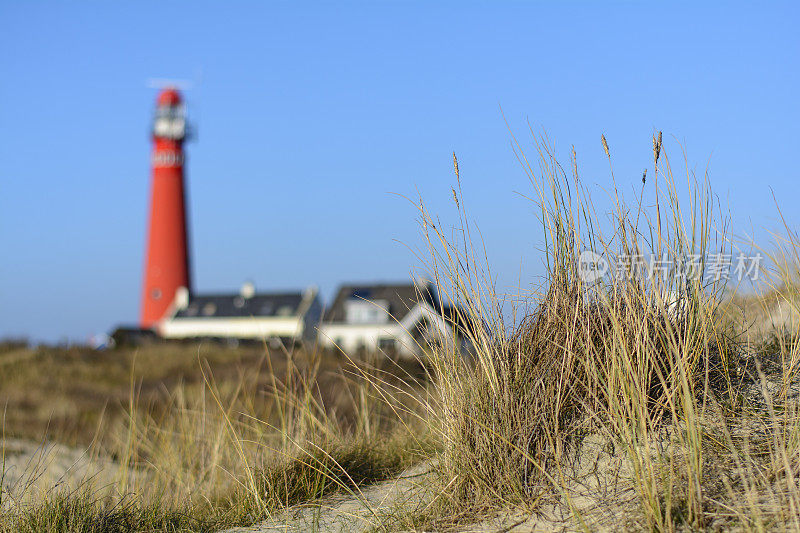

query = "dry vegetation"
[[400, 133, 800, 531], [0, 342, 426, 449], [1, 342, 433, 531], [3, 132, 800, 532]]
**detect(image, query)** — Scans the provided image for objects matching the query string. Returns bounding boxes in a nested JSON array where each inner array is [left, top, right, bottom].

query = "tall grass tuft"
[[416, 132, 748, 529]]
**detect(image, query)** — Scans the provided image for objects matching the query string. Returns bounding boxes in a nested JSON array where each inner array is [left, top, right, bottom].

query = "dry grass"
[[3, 131, 800, 532], [0, 342, 272, 447], [406, 131, 800, 531], [0, 343, 432, 531]]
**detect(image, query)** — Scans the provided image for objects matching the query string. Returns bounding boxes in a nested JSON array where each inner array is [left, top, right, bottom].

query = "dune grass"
[[3, 131, 800, 532], [0, 343, 432, 532], [402, 132, 800, 530]]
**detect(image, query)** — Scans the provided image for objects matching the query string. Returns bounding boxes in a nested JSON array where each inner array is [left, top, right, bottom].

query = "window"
[[345, 299, 389, 324], [153, 105, 186, 140], [378, 337, 396, 351]]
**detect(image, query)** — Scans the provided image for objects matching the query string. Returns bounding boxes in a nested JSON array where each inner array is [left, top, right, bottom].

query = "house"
[[318, 281, 467, 358], [158, 282, 322, 344]]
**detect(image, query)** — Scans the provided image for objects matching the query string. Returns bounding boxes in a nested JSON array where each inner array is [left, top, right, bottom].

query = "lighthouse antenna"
[[146, 78, 193, 90]]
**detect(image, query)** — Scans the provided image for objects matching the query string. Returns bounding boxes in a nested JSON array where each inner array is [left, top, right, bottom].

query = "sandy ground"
[[0, 438, 134, 505], [222, 434, 640, 533], [223, 461, 436, 533], [455, 434, 641, 533]]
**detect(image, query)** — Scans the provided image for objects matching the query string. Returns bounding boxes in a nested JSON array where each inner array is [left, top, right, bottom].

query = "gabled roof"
[[323, 282, 438, 323], [173, 292, 306, 319]]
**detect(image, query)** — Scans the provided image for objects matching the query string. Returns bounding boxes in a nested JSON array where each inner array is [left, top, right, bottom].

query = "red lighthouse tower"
[[140, 88, 192, 328]]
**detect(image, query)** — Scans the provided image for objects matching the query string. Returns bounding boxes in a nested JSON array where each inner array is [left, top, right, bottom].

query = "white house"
[[317, 282, 467, 358], [158, 282, 322, 344]]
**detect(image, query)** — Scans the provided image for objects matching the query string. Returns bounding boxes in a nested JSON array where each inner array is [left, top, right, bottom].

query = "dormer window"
[[345, 298, 389, 324]]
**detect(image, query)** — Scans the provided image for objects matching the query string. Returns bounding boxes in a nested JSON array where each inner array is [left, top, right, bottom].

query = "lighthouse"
[[140, 88, 192, 329]]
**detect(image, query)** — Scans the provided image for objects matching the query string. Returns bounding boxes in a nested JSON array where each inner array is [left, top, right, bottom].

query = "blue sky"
[[1, 2, 798, 342]]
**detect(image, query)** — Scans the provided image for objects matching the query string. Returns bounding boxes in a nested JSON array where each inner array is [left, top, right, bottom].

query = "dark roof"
[[173, 292, 306, 319], [323, 282, 438, 323], [439, 305, 486, 337]]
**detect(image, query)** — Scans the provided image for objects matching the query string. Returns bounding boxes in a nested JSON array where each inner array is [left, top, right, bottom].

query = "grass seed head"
[[653, 131, 662, 164]]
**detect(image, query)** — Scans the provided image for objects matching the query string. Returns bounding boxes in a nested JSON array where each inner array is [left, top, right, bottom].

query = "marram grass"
[[3, 132, 800, 532]]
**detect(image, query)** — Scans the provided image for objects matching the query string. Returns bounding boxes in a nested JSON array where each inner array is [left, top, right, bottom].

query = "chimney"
[[298, 285, 318, 317], [174, 286, 190, 309], [413, 275, 437, 306], [240, 281, 255, 299]]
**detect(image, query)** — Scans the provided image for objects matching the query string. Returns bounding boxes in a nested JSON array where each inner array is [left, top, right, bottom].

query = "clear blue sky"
[[1, 2, 798, 343]]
